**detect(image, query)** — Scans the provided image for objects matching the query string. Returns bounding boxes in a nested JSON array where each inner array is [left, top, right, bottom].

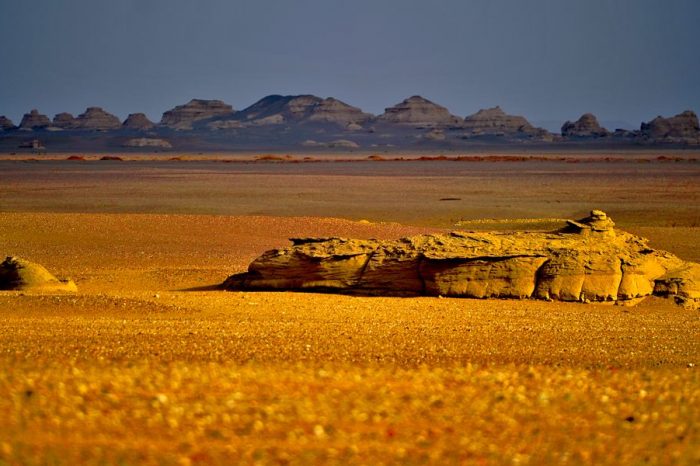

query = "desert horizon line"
[[2, 93, 697, 133]]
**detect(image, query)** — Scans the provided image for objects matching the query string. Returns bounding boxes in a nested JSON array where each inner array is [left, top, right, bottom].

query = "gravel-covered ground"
[[0, 159, 698, 464]]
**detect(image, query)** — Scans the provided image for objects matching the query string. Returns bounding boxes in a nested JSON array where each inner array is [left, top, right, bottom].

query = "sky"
[[1, 0, 699, 131]]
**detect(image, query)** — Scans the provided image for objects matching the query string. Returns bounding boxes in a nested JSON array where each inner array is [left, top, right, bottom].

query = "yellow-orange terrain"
[[0, 155, 698, 465]]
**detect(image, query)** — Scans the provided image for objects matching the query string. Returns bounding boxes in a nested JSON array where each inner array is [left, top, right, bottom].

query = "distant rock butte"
[[234, 95, 373, 126], [640, 110, 700, 144], [0, 116, 15, 130], [463, 106, 547, 138], [19, 109, 51, 130], [123, 137, 172, 148], [160, 99, 234, 130], [0, 256, 77, 293], [224, 211, 700, 309], [376, 96, 462, 127], [122, 113, 155, 130], [73, 107, 122, 130], [52, 112, 76, 129], [561, 113, 609, 138]]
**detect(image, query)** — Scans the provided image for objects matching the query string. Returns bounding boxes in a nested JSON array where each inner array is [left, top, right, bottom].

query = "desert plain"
[[0, 152, 699, 464]]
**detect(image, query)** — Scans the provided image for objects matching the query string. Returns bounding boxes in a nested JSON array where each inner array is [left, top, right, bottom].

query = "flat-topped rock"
[[73, 107, 122, 130], [160, 99, 234, 130], [19, 109, 51, 130], [0, 256, 77, 293], [122, 113, 155, 130], [225, 211, 700, 309], [561, 113, 609, 138], [376, 96, 462, 127], [462, 106, 546, 138]]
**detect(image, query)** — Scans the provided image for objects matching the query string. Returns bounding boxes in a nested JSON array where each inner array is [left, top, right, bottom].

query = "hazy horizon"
[[1, 0, 699, 131]]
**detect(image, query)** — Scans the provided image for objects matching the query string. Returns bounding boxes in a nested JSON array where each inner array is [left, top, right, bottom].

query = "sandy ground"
[[0, 157, 699, 464]]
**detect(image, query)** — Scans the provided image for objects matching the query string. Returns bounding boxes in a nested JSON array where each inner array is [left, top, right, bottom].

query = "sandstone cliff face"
[[0, 256, 77, 292], [122, 113, 155, 130], [160, 99, 234, 130], [19, 110, 51, 130], [0, 116, 15, 131], [234, 95, 372, 126], [225, 211, 699, 309], [462, 106, 546, 138], [52, 112, 76, 129], [561, 113, 609, 138], [376, 96, 462, 127], [640, 111, 700, 144], [72, 107, 122, 130]]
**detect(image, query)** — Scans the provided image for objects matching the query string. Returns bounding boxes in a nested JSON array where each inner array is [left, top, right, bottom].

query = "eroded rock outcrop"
[[160, 99, 234, 130], [224, 211, 699, 309], [0, 257, 77, 293], [234, 95, 372, 126], [376, 96, 462, 127], [640, 111, 700, 144], [19, 110, 51, 130], [122, 113, 155, 131], [561, 113, 609, 138], [462, 106, 548, 139], [73, 107, 122, 130], [0, 116, 15, 131], [52, 112, 76, 129]]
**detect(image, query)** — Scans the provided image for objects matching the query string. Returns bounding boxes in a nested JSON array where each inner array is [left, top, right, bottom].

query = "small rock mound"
[[224, 211, 699, 309], [19, 110, 51, 130], [122, 113, 155, 130], [561, 113, 609, 138], [376, 96, 462, 127], [0, 116, 16, 131], [52, 112, 76, 129], [0, 257, 77, 292]]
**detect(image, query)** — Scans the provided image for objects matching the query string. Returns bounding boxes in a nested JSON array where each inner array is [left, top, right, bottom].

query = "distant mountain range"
[[1, 95, 699, 152]]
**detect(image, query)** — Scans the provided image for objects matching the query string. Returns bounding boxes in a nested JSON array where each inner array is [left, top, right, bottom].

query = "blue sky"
[[1, 0, 699, 130]]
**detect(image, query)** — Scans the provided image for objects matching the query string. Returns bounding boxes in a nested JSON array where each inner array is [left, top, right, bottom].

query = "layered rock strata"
[[72, 107, 122, 130], [52, 112, 76, 129], [160, 99, 234, 130], [561, 113, 609, 138], [122, 113, 155, 130], [0, 116, 15, 130], [640, 111, 700, 144], [0, 256, 77, 292], [225, 211, 699, 309], [235, 95, 372, 126], [462, 106, 546, 138], [19, 110, 51, 130], [376, 96, 462, 127]]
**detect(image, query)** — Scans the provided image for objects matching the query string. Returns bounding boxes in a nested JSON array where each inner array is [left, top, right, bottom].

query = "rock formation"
[[72, 107, 122, 130], [224, 211, 699, 309], [376, 96, 462, 127], [640, 111, 700, 144], [0, 256, 77, 292], [52, 112, 76, 129], [462, 106, 547, 138], [561, 113, 609, 138], [122, 113, 155, 131], [0, 116, 15, 131], [123, 137, 172, 148], [234, 95, 372, 126], [19, 110, 51, 130], [160, 99, 234, 130]]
